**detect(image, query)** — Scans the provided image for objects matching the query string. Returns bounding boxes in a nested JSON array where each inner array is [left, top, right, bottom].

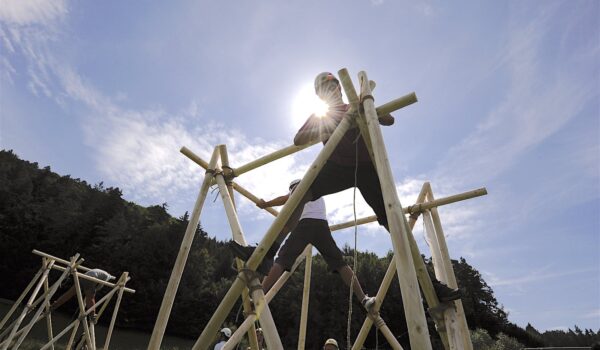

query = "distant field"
[[1, 299, 195, 350]]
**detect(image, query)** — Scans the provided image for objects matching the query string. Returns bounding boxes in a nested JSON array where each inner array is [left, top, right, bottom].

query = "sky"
[[1, 0, 598, 334]]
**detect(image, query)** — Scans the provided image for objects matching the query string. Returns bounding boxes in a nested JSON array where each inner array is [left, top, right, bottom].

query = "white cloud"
[[582, 309, 600, 319], [0, 0, 67, 25], [484, 266, 597, 288]]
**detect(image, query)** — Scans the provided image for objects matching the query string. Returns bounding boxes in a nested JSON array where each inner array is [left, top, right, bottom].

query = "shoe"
[[228, 241, 274, 276], [432, 279, 462, 302], [362, 296, 376, 312]]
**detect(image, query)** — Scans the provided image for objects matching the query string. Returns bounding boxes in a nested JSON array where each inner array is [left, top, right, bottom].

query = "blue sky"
[[1, 0, 598, 333]]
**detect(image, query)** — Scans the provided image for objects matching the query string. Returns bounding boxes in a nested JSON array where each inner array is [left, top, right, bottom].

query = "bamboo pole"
[[10, 257, 79, 350], [42, 259, 55, 350], [297, 245, 313, 350], [329, 187, 487, 232], [32, 250, 93, 273], [355, 69, 431, 349], [40, 281, 122, 350], [71, 263, 95, 350], [103, 272, 128, 350], [148, 147, 220, 350], [246, 274, 283, 350], [427, 188, 473, 350], [214, 166, 262, 350], [234, 142, 319, 177], [373, 316, 403, 350], [351, 184, 429, 350], [193, 105, 354, 350], [232, 182, 280, 217], [45, 263, 135, 294], [221, 313, 257, 350], [224, 246, 313, 350], [1, 259, 56, 350], [375, 93, 418, 117], [0, 266, 44, 330]]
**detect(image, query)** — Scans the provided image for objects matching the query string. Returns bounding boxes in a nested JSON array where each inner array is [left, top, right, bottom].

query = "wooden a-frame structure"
[[148, 68, 487, 350], [0, 250, 134, 350]]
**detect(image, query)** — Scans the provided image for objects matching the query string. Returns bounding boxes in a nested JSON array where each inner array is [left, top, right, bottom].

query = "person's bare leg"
[[261, 263, 285, 293], [338, 265, 366, 301]]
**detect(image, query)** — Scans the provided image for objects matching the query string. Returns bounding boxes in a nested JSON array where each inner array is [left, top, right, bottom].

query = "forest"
[[0, 150, 598, 349]]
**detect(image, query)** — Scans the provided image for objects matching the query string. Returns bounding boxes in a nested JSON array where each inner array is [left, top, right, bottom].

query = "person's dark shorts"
[[80, 278, 97, 296], [310, 161, 388, 227], [276, 218, 347, 272]]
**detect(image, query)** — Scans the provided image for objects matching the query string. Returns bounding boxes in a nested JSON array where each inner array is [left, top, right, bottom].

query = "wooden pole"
[[32, 250, 93, 273], [71, 263, 95, 350], [10, 256, 79, 350], [214, 165, 263, 350], [148, 147, 220, 350], [42, 258, 55, 350], [427, 188, 473, 350], [375, 93, 418, 117], [40, 280, 122, 350], [297, 245, 313, 350], [246, 274, 283, 349], [329, 187, 487, 232], [373, 315, 404, 350], [103, 272, 128, 350], [193, 106, 354, 350], [234, 142, 318, 177], [0, 259, 56, 350], [221, 313, 257, 350], [355, 69, 431, 349], [351, 184, 429, 350], [0, 266, 44, 330]]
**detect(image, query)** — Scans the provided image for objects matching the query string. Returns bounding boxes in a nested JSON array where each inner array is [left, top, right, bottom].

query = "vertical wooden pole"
[[103, 272, 128, 350], [193, 113, 354, 350], [0, 259, 56, 350], [148, 147, 220, 350], [71, 265, 95, 350], [42, 259, 55, 350], [355, 70, 431, 349], [352, 183, 448, 349], [247, 274, 283, 350], [427, 188, 473, 350], [214, 161, 264, 350], [297, 245, 313, 350]]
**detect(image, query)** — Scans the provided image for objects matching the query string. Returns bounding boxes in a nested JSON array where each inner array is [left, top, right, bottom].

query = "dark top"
[[297, 104, 371, 166]]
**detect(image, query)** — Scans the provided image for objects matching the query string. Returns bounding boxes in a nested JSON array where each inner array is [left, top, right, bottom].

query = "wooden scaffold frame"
[[148, 68, 487, 350], [0, 250, 135, 350]]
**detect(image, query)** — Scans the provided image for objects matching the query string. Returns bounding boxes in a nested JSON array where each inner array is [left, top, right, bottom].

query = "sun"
[[291, 83, 330, 128]]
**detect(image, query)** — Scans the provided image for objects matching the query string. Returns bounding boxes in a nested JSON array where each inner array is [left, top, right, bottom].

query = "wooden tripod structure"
[[148, 68, 487, 350], [0, 250, 135, 350]]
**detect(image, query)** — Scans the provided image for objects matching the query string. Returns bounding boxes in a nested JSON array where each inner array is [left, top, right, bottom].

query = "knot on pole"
[[221, 165, 235, 182]]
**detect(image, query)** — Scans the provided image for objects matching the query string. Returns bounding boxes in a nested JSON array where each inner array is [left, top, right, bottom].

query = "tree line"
[[0, 150, 597, 349]]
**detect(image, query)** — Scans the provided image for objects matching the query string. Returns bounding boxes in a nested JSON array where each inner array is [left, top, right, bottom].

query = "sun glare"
[[291, 83, 330, 127]]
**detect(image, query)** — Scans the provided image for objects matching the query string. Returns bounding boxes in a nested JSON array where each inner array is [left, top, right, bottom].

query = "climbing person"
[[50, 268, 116, 318], [231, 179, 377, 312], [323, 338, 339, 350], [233, 71, 461, 303], [213, 327, 231, 350]]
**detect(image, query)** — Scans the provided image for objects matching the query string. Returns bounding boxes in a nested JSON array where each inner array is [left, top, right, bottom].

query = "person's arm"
[[294, 114, 326, 145], [257, 194, 290, 209]]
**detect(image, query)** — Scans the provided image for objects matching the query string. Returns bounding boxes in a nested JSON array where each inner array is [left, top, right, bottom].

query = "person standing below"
[[323, 338, 339, 350], [214, 327, 231, 350], [232, 179, 377, 311]]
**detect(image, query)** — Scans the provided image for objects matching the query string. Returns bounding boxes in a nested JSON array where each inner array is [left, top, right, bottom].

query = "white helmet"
[[289, 179, 301, 191], [324, 338, 339, 348], [220, 327, 232, 338]]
